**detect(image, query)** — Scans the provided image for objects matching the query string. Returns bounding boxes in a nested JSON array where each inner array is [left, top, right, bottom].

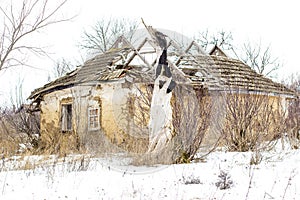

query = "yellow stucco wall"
[[40, 83, 148, 153], [39, 82, 292, 153]]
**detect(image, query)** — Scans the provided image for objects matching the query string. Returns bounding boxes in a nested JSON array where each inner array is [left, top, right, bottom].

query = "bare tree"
[[194, 29, 234, 51], [284, 73, 300, 92], [194, 30, 281, 77], [52, 58, 75, 79], [79, 17, 139, 54], [0, 0, 70, 71], [242, 42, 281, 77]]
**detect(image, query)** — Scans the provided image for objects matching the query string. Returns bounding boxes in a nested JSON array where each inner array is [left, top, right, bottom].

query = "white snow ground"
[[0, 140, 299, 200]]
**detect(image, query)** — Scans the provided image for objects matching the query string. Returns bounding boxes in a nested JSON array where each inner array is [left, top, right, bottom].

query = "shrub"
[[219, 90, 285, 152], [172, 85, 213, 163], [286, 97, 300, 149], [215, 170, 233, 190]]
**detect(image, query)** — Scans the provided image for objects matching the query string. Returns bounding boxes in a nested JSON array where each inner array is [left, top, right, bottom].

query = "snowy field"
[[0, 140, 299, 200]]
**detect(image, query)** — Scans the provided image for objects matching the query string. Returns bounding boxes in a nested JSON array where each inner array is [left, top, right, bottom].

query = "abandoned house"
[[28, 29, 295, 153]]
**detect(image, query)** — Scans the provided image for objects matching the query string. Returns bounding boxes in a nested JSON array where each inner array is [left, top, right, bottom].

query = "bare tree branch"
[[79, 17, 139, 54], [194, 29, 233, 51], [0, 0, 71, 71], [242, 42, 281, 77], [194, 29, 281, 77], [52, 58, 75, 79]]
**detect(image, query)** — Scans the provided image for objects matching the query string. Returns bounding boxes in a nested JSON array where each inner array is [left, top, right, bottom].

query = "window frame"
[[88, 106, 100, 131]]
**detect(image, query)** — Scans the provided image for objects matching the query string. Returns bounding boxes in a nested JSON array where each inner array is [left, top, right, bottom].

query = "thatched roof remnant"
[[29, 33, 295, 103]]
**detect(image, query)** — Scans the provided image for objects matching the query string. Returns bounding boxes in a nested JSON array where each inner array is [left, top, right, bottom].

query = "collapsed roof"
[[29, 32, 295, 103]]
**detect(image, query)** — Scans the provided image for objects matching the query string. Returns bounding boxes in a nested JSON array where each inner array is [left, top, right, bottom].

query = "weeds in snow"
[[215, 170, 233, 190], [245, 165, 255, 200], [0, 154, 92, 173], [282, 168, 297, 200], [182, 174, 202, 185], [250, 151, 263, 165]]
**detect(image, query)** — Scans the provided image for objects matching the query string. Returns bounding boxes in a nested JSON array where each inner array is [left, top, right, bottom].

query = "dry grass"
[[37, 126, 82, 156], [0, 154, 92, 172], [0, 117, 20, 157]]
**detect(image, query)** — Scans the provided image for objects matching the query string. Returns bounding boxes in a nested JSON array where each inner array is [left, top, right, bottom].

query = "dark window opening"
[[61, 104, 72, 131]]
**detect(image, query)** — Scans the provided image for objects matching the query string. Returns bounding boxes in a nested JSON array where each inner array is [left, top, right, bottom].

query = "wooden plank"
[[124, 38, 153, 69]]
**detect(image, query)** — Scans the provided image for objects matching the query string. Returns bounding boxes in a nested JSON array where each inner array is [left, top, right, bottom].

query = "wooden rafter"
[[123, 38, 153, 69]]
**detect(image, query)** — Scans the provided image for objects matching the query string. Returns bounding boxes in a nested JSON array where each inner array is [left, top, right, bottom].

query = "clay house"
[[28, 30, 295, 153]]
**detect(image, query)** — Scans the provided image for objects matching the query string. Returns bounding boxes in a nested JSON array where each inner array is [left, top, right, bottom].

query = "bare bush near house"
[[3, 107, 40, 148], [0, 108, 20, 156], [219, 89, 285, 152], [285, 74, 300, 149], [171, 85, 213, 163], [0, 78, 40, 154], [286, 98, 300, 149], [126, 84, 152, 139], [0, 106, 40, 156], [127, 84, 213, 164]]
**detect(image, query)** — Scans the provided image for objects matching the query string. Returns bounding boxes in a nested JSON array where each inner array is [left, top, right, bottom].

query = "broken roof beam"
[[147, 38, 182, 54], [175, 41, 206, 66], [109, 35, 132, 50], [124, 38, 153, 69], [146, 39, 186, 66], [167, 58, 192, 83], [168, 40, 186, 55], [185, 41, 206, 55]]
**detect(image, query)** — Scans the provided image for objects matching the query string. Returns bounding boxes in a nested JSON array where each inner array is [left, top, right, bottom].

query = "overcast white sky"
[[0, 0, 299, 106]]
